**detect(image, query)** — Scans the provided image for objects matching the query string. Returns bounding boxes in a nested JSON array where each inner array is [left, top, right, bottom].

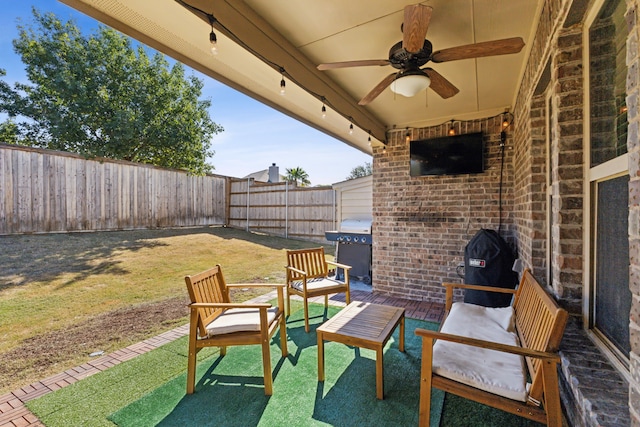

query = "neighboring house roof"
[[332, 174, 373, 188], [242, 169, 286, 183], [243, 169, 269, 182]]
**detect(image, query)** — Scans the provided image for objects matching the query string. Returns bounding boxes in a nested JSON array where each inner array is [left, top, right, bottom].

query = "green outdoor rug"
[[26, 302, 443, 426], [109, 304, 443, 427]]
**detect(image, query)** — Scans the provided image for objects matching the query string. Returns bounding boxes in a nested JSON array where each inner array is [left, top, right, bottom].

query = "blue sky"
[[0, 1, 371, 185]]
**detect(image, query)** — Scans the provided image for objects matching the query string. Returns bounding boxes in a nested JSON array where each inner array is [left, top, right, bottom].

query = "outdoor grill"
[[325, 219, 372, 283]]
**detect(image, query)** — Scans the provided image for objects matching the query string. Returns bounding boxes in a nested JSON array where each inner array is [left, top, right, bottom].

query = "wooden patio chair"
[[184, 265, 288, 395], [285, 247, 351, 332]]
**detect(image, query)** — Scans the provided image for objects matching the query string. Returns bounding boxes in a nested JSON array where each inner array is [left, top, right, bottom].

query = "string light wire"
[[175, 0, 381, 143]]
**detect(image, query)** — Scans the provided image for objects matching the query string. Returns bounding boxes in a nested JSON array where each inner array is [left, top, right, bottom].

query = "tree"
[[285, 166, 310, 186], [0, 118, 20, 145], [0, 10, 223, 174], [346, 161, 372, 180]]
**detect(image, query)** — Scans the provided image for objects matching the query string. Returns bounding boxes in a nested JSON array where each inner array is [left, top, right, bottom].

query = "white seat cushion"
[[433, 302, 527, 402], [205, 307, 278, 336], [290, 277, 344, 292]]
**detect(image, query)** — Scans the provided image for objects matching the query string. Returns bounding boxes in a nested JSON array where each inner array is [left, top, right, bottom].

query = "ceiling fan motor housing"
[[389, 39, 432, 70]]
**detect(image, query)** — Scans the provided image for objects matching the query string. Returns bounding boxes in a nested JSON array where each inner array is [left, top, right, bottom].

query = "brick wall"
[[372, 118, 515, 302], [371, 0, 640, 424], [514, 94, 548, 285], [513, 0, 638, 424], [626, 0, 640, 423], [551, 26, 586, 314]]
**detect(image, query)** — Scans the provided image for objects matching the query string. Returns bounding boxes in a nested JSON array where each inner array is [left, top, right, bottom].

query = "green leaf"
[[0, 8, 223, 174]]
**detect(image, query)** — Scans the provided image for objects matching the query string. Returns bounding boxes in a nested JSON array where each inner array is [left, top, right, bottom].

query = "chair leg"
[[279, 314, 288, 356], [286, 287, 291, 317], [304, 299, 310, 333], [261, 338, 273, 395], [324, 294, 329, 308], [418, 337, 434, 427], [186, 351, 197, 394], [541, 359, 563, 427], [187, 311, 199, 394]]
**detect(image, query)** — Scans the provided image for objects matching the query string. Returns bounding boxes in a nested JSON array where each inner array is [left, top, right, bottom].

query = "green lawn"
[[0, 226, 331, 394]]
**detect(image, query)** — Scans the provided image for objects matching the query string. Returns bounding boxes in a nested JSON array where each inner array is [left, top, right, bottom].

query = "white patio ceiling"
[[60, 0, 543, 154]]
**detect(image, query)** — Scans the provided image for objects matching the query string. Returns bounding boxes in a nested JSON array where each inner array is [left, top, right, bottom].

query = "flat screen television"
[[410, 132, 484, 176]]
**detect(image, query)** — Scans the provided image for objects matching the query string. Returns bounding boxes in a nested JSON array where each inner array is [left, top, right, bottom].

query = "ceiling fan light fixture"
[[390, 73, 431, 97]]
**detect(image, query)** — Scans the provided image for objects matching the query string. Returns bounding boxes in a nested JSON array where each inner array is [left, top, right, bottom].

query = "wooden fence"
[[0, 144, 227, 234], [228, 179, 336, 243], [0, 144, 338, 243]]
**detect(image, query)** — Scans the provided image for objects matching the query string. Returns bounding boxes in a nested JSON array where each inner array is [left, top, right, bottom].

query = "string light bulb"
[[278, 68, 286, 95], [448, 120, 456, 136], [209, 31, 218, 55], [208, 16, 218, 55], [502, 111, 514, 129], [368, 131, 372, 146], [349, 120, 354, 135], [321, 104, 327, 119], [405, 129, 411, 144]]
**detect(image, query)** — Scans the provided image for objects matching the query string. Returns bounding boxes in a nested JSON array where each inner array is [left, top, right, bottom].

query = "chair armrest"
[[326, 260, 352, 270], [190, 302, 272, 309], [226, 283, 286, 289], [414, 328, 560, 362], [286, 266, 307, 276], [443, 282, 518, 294]]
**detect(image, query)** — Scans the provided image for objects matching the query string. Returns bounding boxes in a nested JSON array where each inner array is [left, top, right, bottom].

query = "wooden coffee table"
[[317, 301, 405, 399]]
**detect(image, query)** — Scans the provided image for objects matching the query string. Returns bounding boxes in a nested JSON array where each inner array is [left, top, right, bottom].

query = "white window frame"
[[582, 0, 631, 380]]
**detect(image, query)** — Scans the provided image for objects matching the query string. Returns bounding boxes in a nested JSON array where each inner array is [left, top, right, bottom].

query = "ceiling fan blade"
[[424, 68, 459, 99], [431, 37, 525, 63], [402, 4, 433, 53], [358, 73, 398, 105], [317, 59, 390, 70]]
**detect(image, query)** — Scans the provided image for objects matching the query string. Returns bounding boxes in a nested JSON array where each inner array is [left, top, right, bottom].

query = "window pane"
[[594, 175, 631, 357], [589, 0, 628, 167]]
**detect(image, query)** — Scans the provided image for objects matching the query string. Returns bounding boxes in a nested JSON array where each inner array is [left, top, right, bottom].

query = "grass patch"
[[0, 226, 331, 394], [25, 336, 206, 427]]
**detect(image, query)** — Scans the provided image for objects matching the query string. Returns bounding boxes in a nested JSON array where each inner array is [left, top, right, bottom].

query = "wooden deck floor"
[[300, 288, 445, 323]]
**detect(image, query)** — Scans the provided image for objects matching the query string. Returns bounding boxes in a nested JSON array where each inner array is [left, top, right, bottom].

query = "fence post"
[[246, 178, 250, 232], [332, 188, 337, 230], [285, 181, 289, 239]]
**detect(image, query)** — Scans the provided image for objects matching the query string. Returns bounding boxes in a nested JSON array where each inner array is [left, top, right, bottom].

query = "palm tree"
[[285, 167, 311, 186]]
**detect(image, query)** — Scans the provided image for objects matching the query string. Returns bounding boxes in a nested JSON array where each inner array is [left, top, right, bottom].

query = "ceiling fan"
[[316, 4, 525, 105]]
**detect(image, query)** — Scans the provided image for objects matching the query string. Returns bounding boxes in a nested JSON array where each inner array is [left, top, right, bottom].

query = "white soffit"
[[60, 0, 543, 147]]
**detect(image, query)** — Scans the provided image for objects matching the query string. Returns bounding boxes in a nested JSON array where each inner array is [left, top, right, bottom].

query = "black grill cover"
[[463, 229, 518, 307]]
